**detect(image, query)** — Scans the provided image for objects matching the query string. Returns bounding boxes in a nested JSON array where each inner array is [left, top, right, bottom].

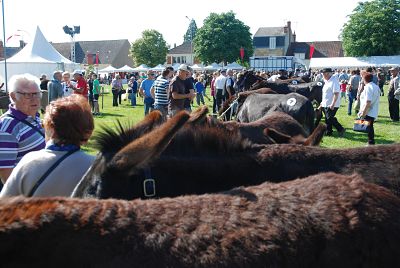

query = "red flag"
[[309, 44, 315, 59], [240, 47, 244, 60], [87, 54, 94, 64], [95, 51, 99, 65]]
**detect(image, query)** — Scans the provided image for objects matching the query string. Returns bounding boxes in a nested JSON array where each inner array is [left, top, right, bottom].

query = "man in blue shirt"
[[139, 70, 155, 115]]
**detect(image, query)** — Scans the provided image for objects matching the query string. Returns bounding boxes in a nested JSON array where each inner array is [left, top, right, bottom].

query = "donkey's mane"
[[95, 112, 163, 154]]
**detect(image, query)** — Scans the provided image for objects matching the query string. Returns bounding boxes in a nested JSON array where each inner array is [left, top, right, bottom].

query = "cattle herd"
[[0, 72, 400, 267]]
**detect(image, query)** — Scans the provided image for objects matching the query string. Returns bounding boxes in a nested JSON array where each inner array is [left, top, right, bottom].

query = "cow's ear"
[[263, 128, 291, 144], [110, 111, 190, 170], [188, 106, 209, 125], [303, 123, 327, 146]]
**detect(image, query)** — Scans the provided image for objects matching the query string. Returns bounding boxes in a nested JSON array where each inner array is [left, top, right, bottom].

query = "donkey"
[[236, 93, 315, 135], [72, 111, 400, 200], [3, 173, 400, 267], [210, 111, 326, 146]]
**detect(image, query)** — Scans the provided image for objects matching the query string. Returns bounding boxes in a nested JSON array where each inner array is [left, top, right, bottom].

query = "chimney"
[[287, 21, 291, 31], [174, 43, 176, 48], [293, 31, 296, 42], [19, 40, 25, 48]]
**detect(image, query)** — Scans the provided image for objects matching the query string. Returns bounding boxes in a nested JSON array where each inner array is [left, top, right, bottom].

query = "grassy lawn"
[[83, 85, 400, 154]]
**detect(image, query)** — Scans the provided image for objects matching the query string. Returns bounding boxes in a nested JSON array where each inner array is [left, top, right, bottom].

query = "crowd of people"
[[0, 63, 398, 197]]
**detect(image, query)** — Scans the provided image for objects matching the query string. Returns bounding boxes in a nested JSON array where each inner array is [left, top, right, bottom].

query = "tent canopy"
[[116, 65, 135, 72], [190, 64, 205, 71], [310, 55, 400, 69], [0, 26, 79, 83], [226, 62, 244, 70], [133, 64, 150, 72], [205, 62, 220, 70], [150, 64, 165, 71], [98, 65, 117, 73]]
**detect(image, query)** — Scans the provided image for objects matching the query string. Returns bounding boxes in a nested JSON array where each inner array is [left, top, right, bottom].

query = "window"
[[276, 36, 285, 47], [182, 56, 187, 63], [294, 53, 305, 60], [269, 37, 276, 49], [253, 37, 269, 48]]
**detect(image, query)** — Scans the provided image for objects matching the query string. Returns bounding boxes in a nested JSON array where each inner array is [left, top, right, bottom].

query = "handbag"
[[353, 119, 371, 133]]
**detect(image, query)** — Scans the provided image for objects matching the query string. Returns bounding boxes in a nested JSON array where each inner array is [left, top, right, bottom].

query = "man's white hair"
[[8, 73, 40, 103]]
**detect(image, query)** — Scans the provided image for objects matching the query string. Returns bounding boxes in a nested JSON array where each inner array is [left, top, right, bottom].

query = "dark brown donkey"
[[2, 173, 400, 267], [72, 110, 400, 200]]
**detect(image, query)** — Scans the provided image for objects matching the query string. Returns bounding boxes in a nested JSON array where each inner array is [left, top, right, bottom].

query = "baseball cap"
[[178, 64, 190, 72], [322, 68, 333, 73], [73, 70, 83, 75]]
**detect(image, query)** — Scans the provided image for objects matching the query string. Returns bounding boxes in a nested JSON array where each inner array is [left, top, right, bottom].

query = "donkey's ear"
[[303, 123, 327, 146], [263, 128, 291, 144], [188, 106, 209, 125], [135, 110, 163, 130], [110, 111, 190, 170]]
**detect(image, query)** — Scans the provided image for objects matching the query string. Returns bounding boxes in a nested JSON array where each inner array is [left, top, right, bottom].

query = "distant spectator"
[[47, 71, 63, 102], [70, 70, 88, 99], [388, 67, 399, 122], [195, 77, 205, 106], [346, 70, 361, 115], [128, 76, 138, 107], [210, 71, 218, 113], [168, 64, 195, 117], [318, 68, 345, 137], [214, 69, 227, 110], [184, 68, 195, 112], [92, 74, 100, 115], [111, 74, 123, 107], [0, 95, 95, 197], [39, 74, 49, 91], [87, 73, 94, 111], [0, 74, 46, 184], [225, 69, 235, 98], [358, 73, 381, 145], [151, 67, 173, 119], [377, 68, 386, 96], [61, 71, 73, 97], [139, 70, 156, 115]]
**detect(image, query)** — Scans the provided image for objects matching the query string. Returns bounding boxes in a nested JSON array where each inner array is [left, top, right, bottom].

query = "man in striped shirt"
[[0, 74, 46, 184], [151, 67, 174, 120]]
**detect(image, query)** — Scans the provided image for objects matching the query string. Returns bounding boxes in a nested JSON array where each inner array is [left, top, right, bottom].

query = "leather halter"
[[142, 168, 156, 198]]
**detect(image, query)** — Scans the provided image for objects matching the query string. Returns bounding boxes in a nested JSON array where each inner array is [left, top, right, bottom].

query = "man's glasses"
[[16, 91, 42, 99]]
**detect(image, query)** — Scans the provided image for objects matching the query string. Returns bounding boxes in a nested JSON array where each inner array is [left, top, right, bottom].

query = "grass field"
[[83, 84, 400, 154]]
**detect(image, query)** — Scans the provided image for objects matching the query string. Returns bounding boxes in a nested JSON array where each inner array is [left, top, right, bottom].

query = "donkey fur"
[[2, 173, 400, 267]]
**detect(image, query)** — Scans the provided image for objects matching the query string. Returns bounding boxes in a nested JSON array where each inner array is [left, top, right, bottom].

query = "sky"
[[1, 0, 365, 48]]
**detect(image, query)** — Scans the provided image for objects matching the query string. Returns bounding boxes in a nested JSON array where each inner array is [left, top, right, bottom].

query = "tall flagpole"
[[1, 0, 8, 92]]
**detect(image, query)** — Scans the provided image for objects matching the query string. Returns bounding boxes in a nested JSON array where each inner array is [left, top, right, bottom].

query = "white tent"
[[0, 26, 79, 82], [226, 62, 244, 70], [133, 64, 150, 72], [116, 65, 135, 72], [205, 62, 220, 70], [310, 55, 400, 69], [150, 64, 165, 71], [98, 65, 117, 73], [190, 64, 205, 71]]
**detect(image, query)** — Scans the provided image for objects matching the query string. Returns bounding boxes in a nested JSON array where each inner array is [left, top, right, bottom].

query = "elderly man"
[[168, 64, 195, 117], [70, 70, 88, 98], [47, 71, 63, 102], [318, 68, 345, 137], [0, 74, 46, 184], [388, 67, 400, 122], [139, 70, 156, 115]]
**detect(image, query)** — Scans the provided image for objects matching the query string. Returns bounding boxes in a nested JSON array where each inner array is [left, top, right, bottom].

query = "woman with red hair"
[[0, 95, 95, 197]]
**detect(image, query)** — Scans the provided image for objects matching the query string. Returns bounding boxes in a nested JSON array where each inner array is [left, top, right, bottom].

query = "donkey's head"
[[72, 111, 190, 199]]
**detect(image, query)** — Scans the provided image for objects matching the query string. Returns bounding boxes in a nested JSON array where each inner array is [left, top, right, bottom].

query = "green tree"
[[194, 11, 254, 64], [341, 0, 400, 56], [183, 19, 198, 43], [130, 30, 169, 67]]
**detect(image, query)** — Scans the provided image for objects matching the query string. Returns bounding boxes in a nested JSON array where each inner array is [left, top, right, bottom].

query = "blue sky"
[[1, 0, 364, 47]]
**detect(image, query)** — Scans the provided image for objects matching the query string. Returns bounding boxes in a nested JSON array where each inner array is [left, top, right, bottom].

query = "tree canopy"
[[183, 19, 198, 43], [341, 0, 400, 56], [130, 30, 168, 67], [194, 11, 253, 64]]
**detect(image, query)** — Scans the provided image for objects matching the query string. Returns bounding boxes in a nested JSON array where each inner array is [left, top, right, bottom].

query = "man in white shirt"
[[318, 68, 345, 137], [214, 69, 227, 110]]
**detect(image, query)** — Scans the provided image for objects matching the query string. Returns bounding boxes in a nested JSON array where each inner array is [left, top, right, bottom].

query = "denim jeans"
[[144, 97, 154, 115], [130, 94, 137, 106], [347, 92, 355, 115], [154, 104, 168, 120]]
